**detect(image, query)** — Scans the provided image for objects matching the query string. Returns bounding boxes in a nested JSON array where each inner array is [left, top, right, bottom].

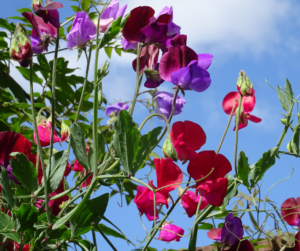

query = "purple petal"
[[221, 213, 244, 245], [105, 103, 129, 116], [116, 4, 127, 19], [171, 63, 193, 90], [121, 37, 137, 50], [30, 36, 45, 54], [197, 53, 213, 70], [6, 165, 21, 185], [47, 9, 60, 29], [189, 63, 211, 92], [39, 2, 63, 10], [141, 16, 170, 44], [101, 0, 119, 19]]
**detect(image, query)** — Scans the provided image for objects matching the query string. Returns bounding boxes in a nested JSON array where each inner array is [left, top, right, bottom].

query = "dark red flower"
[[64, 162, 71, 177], [222, 91, 261, 130], [295, 232, 300, 251], [187, 151, 232, 206], [170, 121, 206, 162], [281, 197, 300, 227], [227, 240, 254, 251], [132, 44, 159, 74]]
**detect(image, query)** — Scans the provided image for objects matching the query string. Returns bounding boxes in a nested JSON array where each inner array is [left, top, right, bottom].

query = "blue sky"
[[2, 0, 300, 250]]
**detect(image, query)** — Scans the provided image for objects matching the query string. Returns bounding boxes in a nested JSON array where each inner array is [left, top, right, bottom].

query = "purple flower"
[[6, 165, 21, 185], [66, 12, 97, 50], [221, 213, 244, 246], [121, 38, 137, 50], [155, 91, 186, 121], [157, 223, 184, 242], [22, 12, 57, 54], [32, 0, 63, 29], [159, 35, 213, 92], [105, 103, 129, 116], [157, 6, 181, 37], [95, 0, 127, 33]]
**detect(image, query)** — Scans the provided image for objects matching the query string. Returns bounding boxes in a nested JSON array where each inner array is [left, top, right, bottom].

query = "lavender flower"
[[155, 91, 186, 121], [221, 213, 244, 245], [105, 103, 129, 116], [66, 12, 97, 50]]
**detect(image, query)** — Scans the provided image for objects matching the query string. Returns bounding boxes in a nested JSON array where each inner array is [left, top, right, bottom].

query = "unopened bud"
[[9, 23, 33, 68], [61, 121, 70, 143], [236, 70, 253, 97], [280, 118, 288, 125], [287, 140, 294, 153], [162, 135, 178, 161]]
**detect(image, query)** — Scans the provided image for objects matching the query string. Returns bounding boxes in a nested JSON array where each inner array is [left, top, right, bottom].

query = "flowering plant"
[[0, 1, 300, 251]]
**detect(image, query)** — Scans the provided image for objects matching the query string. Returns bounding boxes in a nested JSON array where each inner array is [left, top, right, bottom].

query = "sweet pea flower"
[[157, 223, 184, 242], [281, 197, 300, 227], [0, 131, 32, 184], [179, 188, 208, 217], [228, 240, 254, 251], [32, 0, 63, 29], [222, 90, 262, 130], [134, 158, 183, 221], [49, 179, 69, 216], [105, 103, 129, 116], [159, 35, 213, 92], [22, 12, 57, 54], [154, 91, 186, 121], [187, 151, 232, 206], [33, 120, 60, 147], [157, 6, 181, 37], [170, 121, 206, 162], [94, 0, 127, 33], [66, 12, 97, 50]]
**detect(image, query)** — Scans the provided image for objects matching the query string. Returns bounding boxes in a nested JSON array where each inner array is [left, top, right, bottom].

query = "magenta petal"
[[47, 9, 60, 29], [158, 224, 184, 242], [180, 190, 208, 218], [242, 90, 256, 113], [247, 114, 262, 123], [39, 2, 63, 10], [197, 54, 213, 70]]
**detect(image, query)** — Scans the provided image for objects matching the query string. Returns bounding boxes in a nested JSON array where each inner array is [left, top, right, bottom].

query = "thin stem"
[[35, 150, 40, 185], [138, 113, 170, 133], [128, 43, 141, 116], [29, 59, 51, 225], [33, 47, 68, 56], [216, 101, 236, 154], [234, 96, 242, 175], [49, 28, 60, 178], [92, 229, 98, 251], [188, 196, 203, 251], [278, 150, 300, 157], [95, 225, 118, 251], [277, 104, 294, 148]]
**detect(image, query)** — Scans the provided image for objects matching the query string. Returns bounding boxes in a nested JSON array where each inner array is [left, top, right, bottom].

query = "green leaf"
[[16, 66, 43, 85], [0, 213, 21, 242], [284, 78, 294, 109], [70, 123, 91, 171], [112, 110, 140, 175], [0, 18, 15, 32], [104, 46, 112, 58], [36, 54, 50, 81], [13, 204, 38, 232], [222, 179, 238, 207], [81, 0, 90, 12], [71, 5, 81, 12], [70, 193, 109, 236], [16, 8, 32, 13], [237, 151, 250, 187], [120, 14, 130, 28], [0, 40, 8, 49], [98, 16, 122, 49], [249, 147, 278, 188], [291, 114, 300, 155], [96, 223, 129, 241], [198, 223, 213, 230], [10, 152, 38, 192], [47, 151, 69, 193], [277, 86, 289, 113], [133, 127, 162, 174], [115, 47, 122, 56], [0, 167, 15, 209]]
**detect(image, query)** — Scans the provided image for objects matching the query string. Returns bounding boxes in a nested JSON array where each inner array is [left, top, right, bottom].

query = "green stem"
[[216, 101, 236, 154], [188, 196, 203, 249], [138, 113, 170, 133], [128, 43, 141, 116], [278, 150, 300, 157], [234, 96, 242, 175], [29, 59, 51, 225], [95, 225, 117, 251], [35, 150, 40, 185], [92, 229, 98, 251], [277, 104, 294, 148]]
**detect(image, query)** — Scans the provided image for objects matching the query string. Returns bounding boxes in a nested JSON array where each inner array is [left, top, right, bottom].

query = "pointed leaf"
[[13, 204, 38, 232], [277, 86, 289, 113], [237, 151, 250, 187], [291, 114, 300, 155], [0, 167, 14, 209], [284, 79, 294, 109], [98, 16, 122, 49]]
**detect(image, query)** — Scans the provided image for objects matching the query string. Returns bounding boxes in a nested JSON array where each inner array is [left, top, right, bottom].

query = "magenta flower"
[[32, 0, 63, 29], [155, 91, 186, 121], [95, 0, 127, 33], [179, 189, 208, 217], [281, 197, 300, 227], [22, 12, 57, 54], [157, 223, 184, 242], [105, 103, 129, 116], [133, 158, 183, 221], [34, 120, 60, 147], [159, 35, 213, 92], [66, 12, 97, 50]]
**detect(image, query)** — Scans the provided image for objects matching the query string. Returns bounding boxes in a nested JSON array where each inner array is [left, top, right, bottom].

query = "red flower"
[[34, 120, 60, 147], [132, 44, 159, 74], [64, 162, 72, 177], [281, 197, 300, 227], [222, 91, 261, 130], [49, 179, 69, 216], [170, 121, 206, 162], [134, 158, 183, 221], [187, 151, 232, 206], [295, 232, 300, 251], [180, 189, 208, 217], [227, 240, 254, 251]]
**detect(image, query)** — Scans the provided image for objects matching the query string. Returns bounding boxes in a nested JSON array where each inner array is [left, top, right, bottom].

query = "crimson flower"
[[187, 151, 232, 206], [281, 197, 300, 227], [170, 121, 206, 162], [33, 120, 60, 147], [222, 90, 261, 130], [179, 189, 208, 217], [133, 158, 183, 221], [157, 223, 184, 242], [22, 12, 57, 54], [49, 179, 69, 216], [228, 240, 254, 251]]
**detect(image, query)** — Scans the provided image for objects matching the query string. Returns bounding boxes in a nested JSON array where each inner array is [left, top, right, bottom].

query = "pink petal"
[[207, 228, 222, 241], [157, 223, 184, 242], [222, 92, 240, 115], [247, 114, 262, 123], [242, 90, 256, 113]]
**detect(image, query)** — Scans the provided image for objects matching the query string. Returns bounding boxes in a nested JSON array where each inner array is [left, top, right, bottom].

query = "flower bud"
[[236, 70, 253, 97], [61, 121, 70, 143], [162, 135, 178, 161], [280, 118, 288, 125], [287, 140, 294, 153], [9, 23, 33, 68]]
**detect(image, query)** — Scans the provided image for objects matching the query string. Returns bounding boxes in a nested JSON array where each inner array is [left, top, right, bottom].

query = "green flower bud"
[[280, 118, 288, 125], [236, 70, 253, 97], [162, 135, 178, 161], [61, 121, 70, 143], [287, 140, 294, 153]]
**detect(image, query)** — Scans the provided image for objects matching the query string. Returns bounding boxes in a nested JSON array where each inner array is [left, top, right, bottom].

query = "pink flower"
[[222, 91, 261, 130], [179, 189, 208, 218], [34, 120, 60, 147], [157, 223, 184, 242], [281, 197, 300, 227]]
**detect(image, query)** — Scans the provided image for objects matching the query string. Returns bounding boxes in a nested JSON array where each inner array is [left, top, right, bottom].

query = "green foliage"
[[0, 167, 15, 209], [237, 151, 250, 187], [98, 16, 122, 49], [13, 204, 38, 232]]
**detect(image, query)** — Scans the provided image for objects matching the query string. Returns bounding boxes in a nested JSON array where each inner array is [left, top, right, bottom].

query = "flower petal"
[[281, 197, 300, 227], [180, 190, 208, 217], [157, 224, 184, 242], [221, 213, 244, 245], [207, 228, 222, 241], [228, 240, 254, 251], [222, 92, 240, 115], [197, 54, 213, 70], [247, 114, 262, 123], [242, 90, 256, 113], [189, 63, 211, 92]]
